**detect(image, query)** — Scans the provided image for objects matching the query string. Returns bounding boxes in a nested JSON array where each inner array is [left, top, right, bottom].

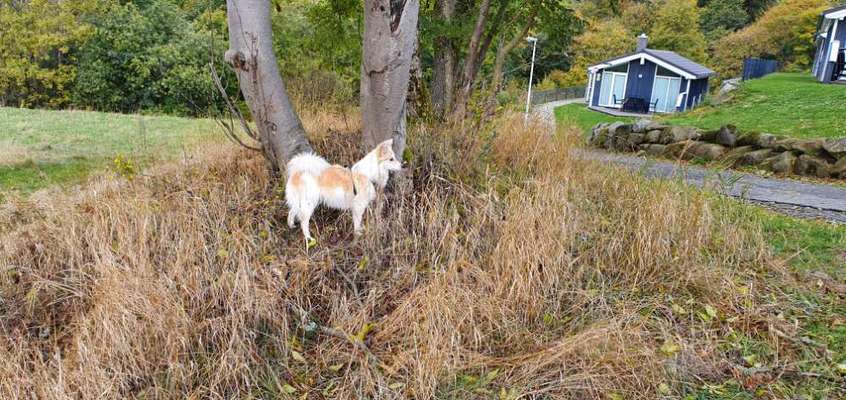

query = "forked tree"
[[220, 0, 418, 172]]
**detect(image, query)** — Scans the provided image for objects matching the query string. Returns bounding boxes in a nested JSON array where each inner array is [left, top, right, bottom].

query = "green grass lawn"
[[553, 103, 633, 134], [0, 107, 219, 194], [555, 73, 846, 139]]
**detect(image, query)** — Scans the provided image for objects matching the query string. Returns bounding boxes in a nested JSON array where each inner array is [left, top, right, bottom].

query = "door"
[[650, 76, 682, 113], [598, 71, 627, 108]]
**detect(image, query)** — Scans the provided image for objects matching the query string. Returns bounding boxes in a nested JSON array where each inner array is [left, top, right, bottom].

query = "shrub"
[[649, 0, 709, 63], [557, 20, 636, 86], [73, 0, 227, 116]]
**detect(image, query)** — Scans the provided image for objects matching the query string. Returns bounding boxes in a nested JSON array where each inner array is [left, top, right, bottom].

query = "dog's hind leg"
[[287, 205, 298, 228], [351, 203, 366, 236], [299, 202, 315, 241]]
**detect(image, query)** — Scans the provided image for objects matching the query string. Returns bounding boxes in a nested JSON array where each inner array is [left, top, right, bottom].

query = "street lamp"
[[524, 36, 538, 122]]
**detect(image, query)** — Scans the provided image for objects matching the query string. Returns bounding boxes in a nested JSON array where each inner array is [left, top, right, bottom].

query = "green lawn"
[[555, 73, 846, 139], [553, 103, 633, 134], [0, 107, 219, 194]]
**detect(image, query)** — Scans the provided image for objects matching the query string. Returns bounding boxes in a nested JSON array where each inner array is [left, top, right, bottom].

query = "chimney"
[[636, 33, 648, 52]]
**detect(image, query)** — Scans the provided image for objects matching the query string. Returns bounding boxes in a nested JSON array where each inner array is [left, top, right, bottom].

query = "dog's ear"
[[377, 139, 394, 160]]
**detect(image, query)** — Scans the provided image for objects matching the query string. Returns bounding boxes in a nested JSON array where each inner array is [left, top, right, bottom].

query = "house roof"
[[823, 4, 846, 18], [588, 48, 715, 79]]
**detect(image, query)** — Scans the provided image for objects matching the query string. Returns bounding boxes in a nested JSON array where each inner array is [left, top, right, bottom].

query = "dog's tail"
[[286, 152, 330, 179]]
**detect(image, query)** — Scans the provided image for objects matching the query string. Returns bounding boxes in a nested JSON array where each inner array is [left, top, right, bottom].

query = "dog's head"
[[376, 139, 403, 172]]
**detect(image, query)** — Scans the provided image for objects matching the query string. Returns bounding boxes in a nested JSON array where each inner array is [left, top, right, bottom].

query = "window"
[[656, 66, 680, 77]]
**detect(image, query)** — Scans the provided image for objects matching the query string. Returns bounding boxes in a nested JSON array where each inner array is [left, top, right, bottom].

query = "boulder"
[[774, 138, 825, 155], [764, 151, 797, 174], [699, 130, 718, 143], [823, 138, 846, 158], [737, 132, 779, 148], [722, 145, 756, 165], [664, 141, 694, 158], [832, 157, 846, 179], [642, 144, 667, 157], [688, 142, 727, 161], [737, 149, 774, 166], [659, 126, 700, 144], [715, 125, 738, 147], [626, 133, 646, 148], [794, 154, 833, 178], [645, 130, 663, 143], [589, 125, 609, 147], [631, 119, 665, 133]]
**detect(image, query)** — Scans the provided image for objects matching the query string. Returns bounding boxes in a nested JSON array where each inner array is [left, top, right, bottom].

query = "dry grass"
[[0, 110, 834, 399]]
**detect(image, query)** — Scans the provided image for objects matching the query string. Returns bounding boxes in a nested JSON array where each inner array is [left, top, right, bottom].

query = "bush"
[[73, 0, 227, 116], [557, 20, 636, 86]]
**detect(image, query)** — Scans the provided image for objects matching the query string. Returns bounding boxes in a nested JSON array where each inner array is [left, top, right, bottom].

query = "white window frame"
[[650, 69, 683, 114], [597, 63, 630, 108]]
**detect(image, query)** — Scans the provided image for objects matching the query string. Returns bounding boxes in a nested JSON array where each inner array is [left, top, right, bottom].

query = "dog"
[[285, 139, 402, 243]]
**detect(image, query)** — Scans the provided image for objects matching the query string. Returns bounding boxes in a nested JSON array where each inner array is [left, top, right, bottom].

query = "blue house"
[[585, 34, 715, 114], [812, 4, 846, 84]]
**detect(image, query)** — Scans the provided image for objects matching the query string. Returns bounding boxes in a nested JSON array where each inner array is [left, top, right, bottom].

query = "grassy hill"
[[555, 73, 846, 139], [0, 107, 218, 194]]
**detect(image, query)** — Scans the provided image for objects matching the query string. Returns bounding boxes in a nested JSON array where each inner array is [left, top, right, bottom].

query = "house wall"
[[624, 59, 657, 101], [591, 72, 602, 106], [819, 17, 846, 83], [686, 78, 708, 109]]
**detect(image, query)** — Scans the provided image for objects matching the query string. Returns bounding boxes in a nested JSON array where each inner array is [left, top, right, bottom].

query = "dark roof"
[[643, 49, 715, 78], [590, 49, 715, 79], [822, 4, 846, 16]]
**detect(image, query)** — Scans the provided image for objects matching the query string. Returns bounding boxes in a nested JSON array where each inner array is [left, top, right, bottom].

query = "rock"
[[645, 130, 662, 143], [794, 154, 833, 178], [774, 138, 825, 155], [626, 133, 646, 148], [764, 151, 797, 174], [738, 132, 779, 148], [664, 141, 694, 158], [607, 121, 631, 135], [722, 145, 756, 165], [718, 78, 741, 97], [832, 157, 846, 178], [659, 126, 700, 144], [589, 125, 609, 147], [737, 149, 774, 166], [699, 130, 718, 143], [642, 144, 667, 157], [688, 142, 727, 161], [823, 138, 846, 158], [632, 119, 666, 133], [756, 133, 778, 149], [715, 125, 738, 147]]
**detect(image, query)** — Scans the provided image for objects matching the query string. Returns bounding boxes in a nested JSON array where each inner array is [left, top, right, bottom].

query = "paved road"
[[534, 101, 846, 224]]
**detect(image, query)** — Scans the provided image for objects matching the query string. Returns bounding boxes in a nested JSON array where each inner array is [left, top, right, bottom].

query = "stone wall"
[[589, 120, 846, 179]]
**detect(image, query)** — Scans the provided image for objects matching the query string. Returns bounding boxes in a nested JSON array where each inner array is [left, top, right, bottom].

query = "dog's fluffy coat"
[[285, 139, 402, 241]]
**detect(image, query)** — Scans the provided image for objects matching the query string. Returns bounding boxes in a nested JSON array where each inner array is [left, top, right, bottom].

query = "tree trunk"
[[431, 0, 457, 116], [452, 0, 492, 118], [360, 0, 420, 157], [490, 10, 537, 97], [224, 0, 311, 172]]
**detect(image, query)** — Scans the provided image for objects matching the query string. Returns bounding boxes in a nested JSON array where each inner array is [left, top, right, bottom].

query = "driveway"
[[535, 101, 846, 224]]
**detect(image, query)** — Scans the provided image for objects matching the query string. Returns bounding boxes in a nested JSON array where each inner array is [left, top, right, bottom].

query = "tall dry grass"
[[0, 110, 809, 399]]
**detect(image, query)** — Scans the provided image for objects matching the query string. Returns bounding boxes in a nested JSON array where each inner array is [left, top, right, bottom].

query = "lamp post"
[[524, 36, 538, 122]]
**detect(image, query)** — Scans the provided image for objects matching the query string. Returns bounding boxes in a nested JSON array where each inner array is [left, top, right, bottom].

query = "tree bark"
[[224, 0, 311, 172], [360, 0, 420, 157], [431, 0, 457, 116], [452, 0, 492, 118]]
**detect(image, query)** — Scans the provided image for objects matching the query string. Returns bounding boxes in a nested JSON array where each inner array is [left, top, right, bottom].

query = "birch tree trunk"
[[224, 0, 311, 172], [431, 0, 457, 116], [360, 0, 420, 156]]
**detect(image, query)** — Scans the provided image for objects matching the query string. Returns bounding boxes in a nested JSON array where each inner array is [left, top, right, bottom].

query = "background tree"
[[0, 0, 102, 108], [700, 0, 747, 41], [557, 19, 635, 86], [710, 0, 829, 79], [648, 0, 708, 63]]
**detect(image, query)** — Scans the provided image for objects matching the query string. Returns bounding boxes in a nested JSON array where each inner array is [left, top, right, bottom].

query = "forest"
[[0, 0, 833, 115]]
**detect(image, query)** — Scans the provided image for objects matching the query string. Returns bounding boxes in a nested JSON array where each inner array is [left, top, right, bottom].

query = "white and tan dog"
[[285, 139, 402, 242]]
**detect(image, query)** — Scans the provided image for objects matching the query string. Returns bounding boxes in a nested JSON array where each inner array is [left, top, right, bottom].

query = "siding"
[[591, 73, 602, 106], [686, 79, 708, 109], [625, 59, 657, 101], [820, 18, 846, 83]]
